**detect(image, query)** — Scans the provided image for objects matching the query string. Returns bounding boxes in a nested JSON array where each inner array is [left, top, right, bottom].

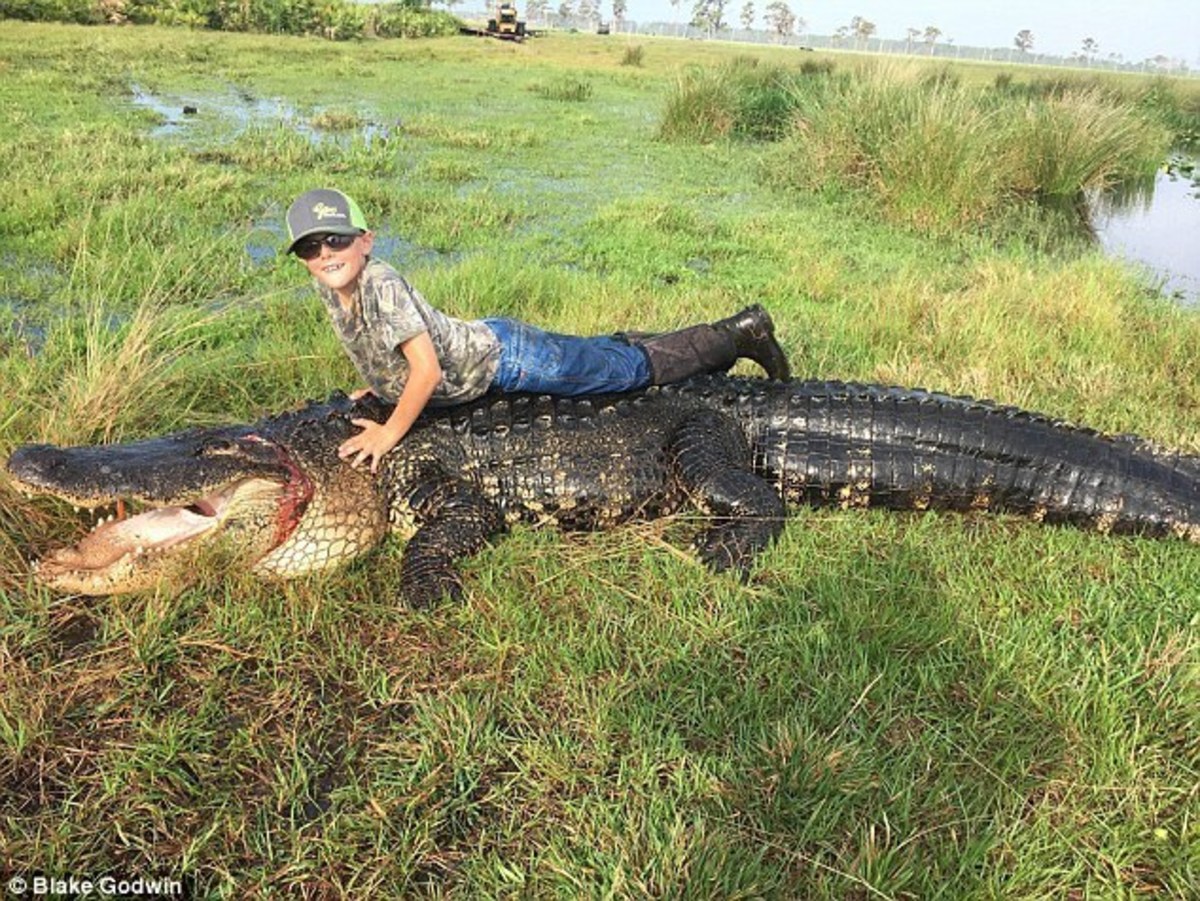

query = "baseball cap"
[[285, 188, 369, 253]]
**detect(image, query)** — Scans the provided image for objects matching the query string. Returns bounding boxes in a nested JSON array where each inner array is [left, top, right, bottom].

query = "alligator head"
[[6, 399, 389, 595]]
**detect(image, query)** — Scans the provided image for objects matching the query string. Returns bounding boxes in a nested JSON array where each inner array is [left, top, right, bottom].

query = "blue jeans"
[[484, 318, 651, 395]]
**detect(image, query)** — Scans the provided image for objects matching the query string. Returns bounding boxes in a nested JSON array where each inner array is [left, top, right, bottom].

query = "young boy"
[[286, 188, 790, 472]]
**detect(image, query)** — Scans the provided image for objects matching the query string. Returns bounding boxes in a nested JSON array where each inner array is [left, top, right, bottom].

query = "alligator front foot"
[[396, 479, 506, 608], [400, 558, 465, 608]]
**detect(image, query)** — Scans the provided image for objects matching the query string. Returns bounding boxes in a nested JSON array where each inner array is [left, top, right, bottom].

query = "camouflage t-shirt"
[[317, 258, 501, 406]]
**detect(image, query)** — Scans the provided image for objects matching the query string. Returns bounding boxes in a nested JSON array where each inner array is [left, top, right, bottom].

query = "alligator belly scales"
[[7, 376, 1199, 603]]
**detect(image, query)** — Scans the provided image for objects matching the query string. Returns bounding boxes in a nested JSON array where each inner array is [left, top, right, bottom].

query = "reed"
[[0, 0, 460, 39], [658, 57, 807, 142], [26, 292, 222, 445], [760, 63, 1172, 234], [619, 43, 644, 67], [1006, 88, 1170, 196], [532, 75, 594, 103]]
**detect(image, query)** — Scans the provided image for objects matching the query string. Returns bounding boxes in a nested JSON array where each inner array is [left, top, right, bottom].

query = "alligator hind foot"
[[670, 409, 787, 577]]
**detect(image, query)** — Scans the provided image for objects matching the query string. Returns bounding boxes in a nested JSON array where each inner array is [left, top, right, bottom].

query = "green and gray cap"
[[285, 188, 369, 253]]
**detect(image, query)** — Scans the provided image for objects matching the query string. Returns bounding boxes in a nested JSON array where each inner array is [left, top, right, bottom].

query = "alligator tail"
[[750, 382, 1200, 541]]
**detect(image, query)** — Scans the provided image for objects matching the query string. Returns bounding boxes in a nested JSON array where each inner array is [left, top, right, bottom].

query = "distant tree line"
[[0, 0, 461, 39]]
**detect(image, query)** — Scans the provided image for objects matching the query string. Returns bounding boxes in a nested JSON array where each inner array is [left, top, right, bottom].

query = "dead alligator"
[[7, 375, 1200, 604]]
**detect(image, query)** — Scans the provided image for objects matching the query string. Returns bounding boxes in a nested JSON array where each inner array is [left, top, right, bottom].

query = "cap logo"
[[311, 202, 346, 221]]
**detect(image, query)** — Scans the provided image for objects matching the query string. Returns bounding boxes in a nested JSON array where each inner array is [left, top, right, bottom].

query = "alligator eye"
[[197, 439, 247, 458]]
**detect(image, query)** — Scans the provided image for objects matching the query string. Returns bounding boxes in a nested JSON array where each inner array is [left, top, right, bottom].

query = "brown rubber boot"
[[712, 304, 790, 380], [631, 305, 790, 384]]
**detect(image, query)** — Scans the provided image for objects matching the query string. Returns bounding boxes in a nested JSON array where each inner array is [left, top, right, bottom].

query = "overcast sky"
[[618, 0, 1199, 64]]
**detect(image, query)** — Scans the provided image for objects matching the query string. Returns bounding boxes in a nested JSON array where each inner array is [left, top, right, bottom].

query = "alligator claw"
[[696, 528, 755, 580], [401, 567, 464, 609]]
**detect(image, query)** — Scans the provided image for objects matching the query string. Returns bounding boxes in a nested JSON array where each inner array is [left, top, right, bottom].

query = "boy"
[[286, 188, 790, 472]]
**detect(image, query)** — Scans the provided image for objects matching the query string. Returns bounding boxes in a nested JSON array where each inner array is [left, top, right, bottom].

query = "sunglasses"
[[293, 233, 358, 260]]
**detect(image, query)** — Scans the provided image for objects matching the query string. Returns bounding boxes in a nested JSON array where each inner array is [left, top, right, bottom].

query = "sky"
[[617, 0, 1200, 65]]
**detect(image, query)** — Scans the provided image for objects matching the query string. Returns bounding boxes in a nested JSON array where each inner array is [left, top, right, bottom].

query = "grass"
[[756, 63, 1173, 235], [1, 21, 1198, 898], [659, 56, 807, 142], [620, 43, 645, 68], [658, 58, 1189, 236], [531, 74, 594, 102]]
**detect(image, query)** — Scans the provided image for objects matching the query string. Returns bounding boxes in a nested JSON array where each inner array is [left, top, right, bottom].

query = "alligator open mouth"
[[34, 478, 287, 586], [7, 429, 315, 595]]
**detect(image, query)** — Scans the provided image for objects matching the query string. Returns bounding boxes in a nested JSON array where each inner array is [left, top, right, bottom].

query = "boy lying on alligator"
[[8, 375, 1199, 606], [282, 188, 790, 473]]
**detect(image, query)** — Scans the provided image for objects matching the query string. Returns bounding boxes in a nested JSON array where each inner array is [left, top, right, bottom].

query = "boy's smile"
[[301, 231, 374, 305]]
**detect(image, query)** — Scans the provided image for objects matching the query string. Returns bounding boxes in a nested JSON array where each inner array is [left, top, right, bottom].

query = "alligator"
[[7, 375, 1200, 605]]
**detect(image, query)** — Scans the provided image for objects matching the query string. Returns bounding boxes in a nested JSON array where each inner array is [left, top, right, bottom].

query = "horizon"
[[498, 0, 1199, 67]]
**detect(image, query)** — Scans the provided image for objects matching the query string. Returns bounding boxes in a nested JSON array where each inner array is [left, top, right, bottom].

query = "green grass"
[[758, 63, 1173, 235], [659, 56, 807, 142], [659, 58, 1188, 236], [531, 74, 595, 102], [1, 22, 1198, 898]]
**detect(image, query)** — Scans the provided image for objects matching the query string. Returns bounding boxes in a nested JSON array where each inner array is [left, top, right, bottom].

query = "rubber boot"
[[630, 304, 790, 384], [712, 304, 791, 381]]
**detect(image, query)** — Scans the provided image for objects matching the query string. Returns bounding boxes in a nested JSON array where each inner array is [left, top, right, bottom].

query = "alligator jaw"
[[30, 477, 292, 595]]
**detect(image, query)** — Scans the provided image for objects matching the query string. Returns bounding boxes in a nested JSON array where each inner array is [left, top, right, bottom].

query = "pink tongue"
[[108, 506, 214, 544], [46, 507, 215, 570]]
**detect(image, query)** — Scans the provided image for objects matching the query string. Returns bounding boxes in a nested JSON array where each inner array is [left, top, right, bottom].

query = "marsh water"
[[1090, 160, 1200, 305], [128, 85, 1200, 305]]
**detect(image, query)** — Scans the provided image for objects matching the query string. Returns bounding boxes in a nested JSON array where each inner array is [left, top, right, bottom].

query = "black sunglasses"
[[293, 233, 358, 260]]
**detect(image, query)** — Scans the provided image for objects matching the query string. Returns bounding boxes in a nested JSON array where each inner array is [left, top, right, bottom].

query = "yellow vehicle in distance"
[[487, 3, 526, 39]]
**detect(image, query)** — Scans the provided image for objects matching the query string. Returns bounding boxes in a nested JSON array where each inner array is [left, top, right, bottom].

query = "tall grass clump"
[[2, 210, 264, 445], [1136, 76, 1200, 150], [992, 72, 1200, 152], [0, 0, 462, 39], [532, 76, 594, 103], [761, 65, 1172, 235], [658, 57, 810, 142], [620, 44, 645, 67], [1007, 88, 1170, 198], [15, 296, 222, 446], [764, 66, 1013, 231]]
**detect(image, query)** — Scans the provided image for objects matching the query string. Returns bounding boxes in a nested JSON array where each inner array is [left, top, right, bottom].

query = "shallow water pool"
[[1092, 160, 1200, 305]]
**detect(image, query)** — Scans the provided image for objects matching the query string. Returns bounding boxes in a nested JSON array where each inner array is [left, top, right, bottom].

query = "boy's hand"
[[339, 419, 403, 473], [339, 332, 440, 473]]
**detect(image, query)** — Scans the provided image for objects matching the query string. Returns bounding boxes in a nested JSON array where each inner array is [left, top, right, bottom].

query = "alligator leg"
[[669, 409, 787, 576], [394, 469, 506, 607]]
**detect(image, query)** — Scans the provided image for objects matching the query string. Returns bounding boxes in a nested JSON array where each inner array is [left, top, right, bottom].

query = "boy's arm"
[[338, 331, 442, 473]]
